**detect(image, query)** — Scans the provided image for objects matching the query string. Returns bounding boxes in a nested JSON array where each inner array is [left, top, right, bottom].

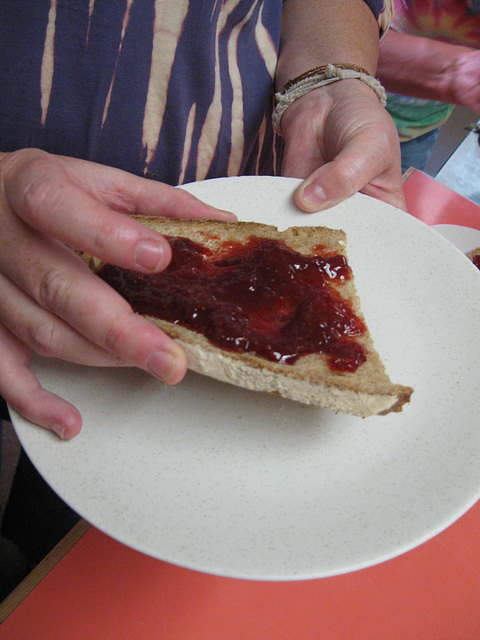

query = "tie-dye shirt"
[[386, 0, 480, 142], [0, 1, 391, 185]]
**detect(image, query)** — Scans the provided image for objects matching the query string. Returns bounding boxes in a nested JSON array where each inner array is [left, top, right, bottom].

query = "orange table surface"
[[403, 168, 480, 230], [1, 500, 480, 640]]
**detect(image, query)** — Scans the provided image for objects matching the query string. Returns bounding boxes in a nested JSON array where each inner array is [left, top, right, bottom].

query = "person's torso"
[[0, 0, 283, 184]]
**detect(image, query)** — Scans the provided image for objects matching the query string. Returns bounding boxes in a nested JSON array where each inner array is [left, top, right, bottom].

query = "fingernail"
[[50, 423, 65, 439], [134, 239, 164, 272], [218, 210, 237, 221], [147, 349, 178, 382], [302, 182, 327, 208]]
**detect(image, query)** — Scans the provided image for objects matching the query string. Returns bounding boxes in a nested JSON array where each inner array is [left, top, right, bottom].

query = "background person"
[[377, 0, 480, 173]]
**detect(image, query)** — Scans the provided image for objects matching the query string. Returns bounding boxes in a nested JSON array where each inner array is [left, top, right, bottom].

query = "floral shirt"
[[0, 1, 392, 184], [387, 0, 480, 141]]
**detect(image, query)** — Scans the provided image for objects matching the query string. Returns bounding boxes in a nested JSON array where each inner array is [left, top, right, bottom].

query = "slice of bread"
[[81, 217, 413, 416], [468, 246, 480, 267]]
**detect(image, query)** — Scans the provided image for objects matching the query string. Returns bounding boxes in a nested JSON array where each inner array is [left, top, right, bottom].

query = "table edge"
[[0, 519, 91, 624]]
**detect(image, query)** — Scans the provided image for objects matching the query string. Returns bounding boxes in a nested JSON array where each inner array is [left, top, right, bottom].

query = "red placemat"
[[403, 169, 480, 229], [2, 506, 480, 640]]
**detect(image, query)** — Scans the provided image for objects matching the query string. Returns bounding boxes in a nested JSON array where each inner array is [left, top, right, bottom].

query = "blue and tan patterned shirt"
[[0, 1, 392, 184]]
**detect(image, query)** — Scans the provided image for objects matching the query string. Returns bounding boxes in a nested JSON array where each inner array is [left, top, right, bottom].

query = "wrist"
[[448, 48, 480, 108], [273, 63, 386, 134], [280, 79, 383, 136]]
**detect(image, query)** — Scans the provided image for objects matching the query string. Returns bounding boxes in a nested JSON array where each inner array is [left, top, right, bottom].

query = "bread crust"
[[468, 246, 480, 260], [81, 217, 413, 416]]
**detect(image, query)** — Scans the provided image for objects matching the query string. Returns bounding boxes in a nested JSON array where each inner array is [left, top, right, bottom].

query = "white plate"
[[432, 223, 480, 254], [10, 176, 480, 580]]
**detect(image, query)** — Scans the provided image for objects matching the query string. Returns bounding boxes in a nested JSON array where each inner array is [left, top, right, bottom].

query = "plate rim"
[[10, 175, 480, 580]]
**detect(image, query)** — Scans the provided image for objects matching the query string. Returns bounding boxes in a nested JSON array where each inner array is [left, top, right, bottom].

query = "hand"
[[0, 149, 235, 438], [452, 49, 480, 115], [280, 79, 407, 212]]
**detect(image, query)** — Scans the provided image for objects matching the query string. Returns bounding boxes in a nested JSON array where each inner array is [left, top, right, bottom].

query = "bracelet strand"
[[273, 63, 387, 133]]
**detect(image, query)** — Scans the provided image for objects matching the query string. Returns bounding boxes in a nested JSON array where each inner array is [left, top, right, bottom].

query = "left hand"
[[280, 79, 407, 212]]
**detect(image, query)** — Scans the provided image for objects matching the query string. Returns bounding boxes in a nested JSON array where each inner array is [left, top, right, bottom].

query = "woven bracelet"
[[273, 62, 387, 133]]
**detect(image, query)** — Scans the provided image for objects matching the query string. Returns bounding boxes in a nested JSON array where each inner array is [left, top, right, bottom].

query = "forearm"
[[377, 29, 474, 104], [276, 0, 380, 91]]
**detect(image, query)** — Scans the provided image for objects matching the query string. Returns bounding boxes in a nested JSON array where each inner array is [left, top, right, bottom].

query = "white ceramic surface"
[[10, 176, 480, 580], [432, 223, 480, 254]]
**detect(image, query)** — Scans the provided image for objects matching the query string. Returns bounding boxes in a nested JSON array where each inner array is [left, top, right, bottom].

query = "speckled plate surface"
[[432, 223, 480, 254], [10, 176, 480, 580]]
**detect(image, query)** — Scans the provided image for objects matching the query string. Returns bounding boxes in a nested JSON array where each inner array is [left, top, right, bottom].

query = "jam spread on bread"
[[98, 235, 367, 372], [473, 255, 480, 270]]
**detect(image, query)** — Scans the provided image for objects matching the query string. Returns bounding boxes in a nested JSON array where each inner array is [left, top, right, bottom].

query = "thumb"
[[294, 145, 406, 213], [294, 152, 369, 213]]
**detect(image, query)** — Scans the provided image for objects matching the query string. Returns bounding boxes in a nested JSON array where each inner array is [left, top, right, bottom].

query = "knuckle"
[[22, 168, 59, 224], [0, 148, 43, 178], [91, 219, 120, 255], [338, 160, 358, 185], [3, 149, 64, 224], [329, 161, 359, 195], [377, 127, 396, 154], [12, 396, 32, 420], [38, 267, 73, 312], [27, 320, 58, 357], [103, 318, 129, 355]]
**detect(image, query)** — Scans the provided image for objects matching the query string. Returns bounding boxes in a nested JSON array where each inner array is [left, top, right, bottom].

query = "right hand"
[[452, 48, 480, 115], [0, 149, 235, 439]]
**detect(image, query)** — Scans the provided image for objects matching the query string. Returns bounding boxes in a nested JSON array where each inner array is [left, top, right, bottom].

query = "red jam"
[[473, 254, 480, 270], [97, 235, 367, 372]]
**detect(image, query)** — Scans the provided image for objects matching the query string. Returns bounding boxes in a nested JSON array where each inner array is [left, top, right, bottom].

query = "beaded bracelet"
[[273, 62, 387, 133]]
